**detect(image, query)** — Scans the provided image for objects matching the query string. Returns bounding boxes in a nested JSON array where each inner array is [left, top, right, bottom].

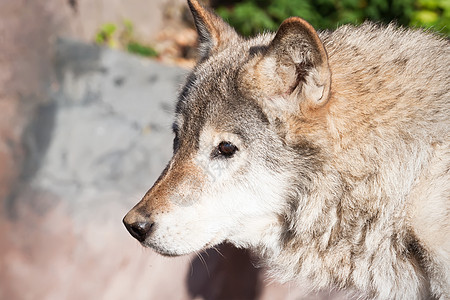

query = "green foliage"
[[95, 23, 117, 47], [410, 0, 450, 34], [216, 0, 450, 36], [217, 2, 277, 35], [127, 42, 158, 57], [95, 20, 158, 58]]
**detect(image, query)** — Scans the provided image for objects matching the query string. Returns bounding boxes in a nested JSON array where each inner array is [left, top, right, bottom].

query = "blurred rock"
[[155, 26, 198, 68], [0, 0, 65, 211], [34, 38, 183, 200], [69, 0, 187, 44], [0, 38, 192, 300]]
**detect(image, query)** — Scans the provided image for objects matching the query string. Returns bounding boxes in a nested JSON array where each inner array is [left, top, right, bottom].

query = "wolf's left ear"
[[188, 0, 240, 60], [241, 17, 331, 113]]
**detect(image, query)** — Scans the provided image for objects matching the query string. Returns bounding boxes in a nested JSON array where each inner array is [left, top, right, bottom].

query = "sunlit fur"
[[123, 1, 450, 298]]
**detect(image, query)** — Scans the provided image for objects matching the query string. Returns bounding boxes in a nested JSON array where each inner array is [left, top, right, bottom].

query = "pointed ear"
[[187, 0, 240, 60], [240, 17, 331, 114]]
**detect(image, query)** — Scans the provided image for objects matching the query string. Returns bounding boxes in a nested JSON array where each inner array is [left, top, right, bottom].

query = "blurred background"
[[0, 0, 448, 299]]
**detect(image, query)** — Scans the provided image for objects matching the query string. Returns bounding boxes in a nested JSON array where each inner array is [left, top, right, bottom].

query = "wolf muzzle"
[[123, 211, 154, 243]]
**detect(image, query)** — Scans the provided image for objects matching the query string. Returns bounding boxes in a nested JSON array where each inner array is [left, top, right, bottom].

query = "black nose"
[[123, 219, 154, 242]]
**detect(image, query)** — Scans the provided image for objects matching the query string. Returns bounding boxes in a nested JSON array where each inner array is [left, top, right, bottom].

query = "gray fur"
[[124, 1, 450, 299]]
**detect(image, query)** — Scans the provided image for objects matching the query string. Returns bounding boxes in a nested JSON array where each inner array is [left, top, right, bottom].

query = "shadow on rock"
[[187, 243, 261, 300]]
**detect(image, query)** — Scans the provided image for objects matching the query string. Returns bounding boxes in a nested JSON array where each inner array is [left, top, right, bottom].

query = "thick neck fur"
[[251, 147, 432, 299], [247, 24, 449, 299], [253, 164, 430, 299]]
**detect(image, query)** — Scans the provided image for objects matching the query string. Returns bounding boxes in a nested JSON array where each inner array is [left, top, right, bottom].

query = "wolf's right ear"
[[188, 0, 240, 60]]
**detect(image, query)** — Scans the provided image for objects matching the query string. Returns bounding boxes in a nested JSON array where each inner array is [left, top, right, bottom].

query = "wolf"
[[123, 0, 450, 298]]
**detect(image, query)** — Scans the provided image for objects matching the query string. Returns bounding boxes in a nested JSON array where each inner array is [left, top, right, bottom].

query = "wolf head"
[[123, 0, 330, 256]]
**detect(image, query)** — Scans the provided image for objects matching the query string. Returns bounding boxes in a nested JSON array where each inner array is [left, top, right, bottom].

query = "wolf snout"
[[123, 212, 154, 242]]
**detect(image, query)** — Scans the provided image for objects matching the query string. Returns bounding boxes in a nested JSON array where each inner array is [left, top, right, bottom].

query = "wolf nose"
[[123, 219, 154, 242]]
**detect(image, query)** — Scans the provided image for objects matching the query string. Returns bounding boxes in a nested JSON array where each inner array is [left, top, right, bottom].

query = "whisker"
[[195, 250, 210, 277], [211, 246, 225, 259]]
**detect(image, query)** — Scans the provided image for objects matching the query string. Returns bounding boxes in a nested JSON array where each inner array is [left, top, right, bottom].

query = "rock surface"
[[1, 38, 192, 300]]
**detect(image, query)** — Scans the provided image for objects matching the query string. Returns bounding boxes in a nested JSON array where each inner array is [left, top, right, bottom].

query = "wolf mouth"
[[143, 236, 224, 257]]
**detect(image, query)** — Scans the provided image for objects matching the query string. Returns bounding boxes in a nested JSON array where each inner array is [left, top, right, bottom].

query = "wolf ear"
[[241, 17, 331, 113], [187, 0, 240, 60]]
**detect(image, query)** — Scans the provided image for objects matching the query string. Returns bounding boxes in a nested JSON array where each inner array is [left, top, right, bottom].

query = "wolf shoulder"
[[317, 23, 449, 141]]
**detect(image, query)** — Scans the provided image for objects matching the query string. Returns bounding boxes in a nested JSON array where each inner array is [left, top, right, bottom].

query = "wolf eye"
[[218, 141, 238, 157]]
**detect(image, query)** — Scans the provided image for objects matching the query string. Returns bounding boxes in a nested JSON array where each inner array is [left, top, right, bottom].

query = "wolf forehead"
[[173, 38, 274, 141]]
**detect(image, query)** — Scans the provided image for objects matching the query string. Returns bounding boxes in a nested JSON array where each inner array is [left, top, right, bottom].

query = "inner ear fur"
[[187, 0, 240, 60], [242, 17, 331, 113]]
